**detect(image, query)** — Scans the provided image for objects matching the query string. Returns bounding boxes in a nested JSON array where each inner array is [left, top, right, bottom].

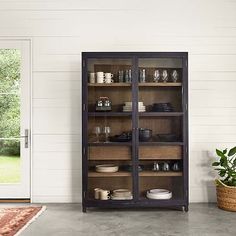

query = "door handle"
[[20, 129, 29, 148]]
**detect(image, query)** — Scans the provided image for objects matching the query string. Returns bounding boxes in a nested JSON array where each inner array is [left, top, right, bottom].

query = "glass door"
[[137, 56, 184, 201], [85, 56, 134, 201], [0, 40, 31, 199]]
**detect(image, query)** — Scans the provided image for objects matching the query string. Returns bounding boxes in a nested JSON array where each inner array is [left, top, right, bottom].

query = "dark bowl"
[[139, 128, 152, 141]]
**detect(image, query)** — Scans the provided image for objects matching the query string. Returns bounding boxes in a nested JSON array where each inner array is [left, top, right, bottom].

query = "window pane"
[[0, 139, 21, 183]]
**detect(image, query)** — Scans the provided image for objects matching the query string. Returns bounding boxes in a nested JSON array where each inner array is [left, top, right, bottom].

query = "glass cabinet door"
[[85, 57, 134, 201], [137, 57, 185, 201]]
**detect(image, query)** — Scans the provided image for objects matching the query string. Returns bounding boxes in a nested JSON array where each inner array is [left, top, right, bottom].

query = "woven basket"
[[216, 180, 236, 212]]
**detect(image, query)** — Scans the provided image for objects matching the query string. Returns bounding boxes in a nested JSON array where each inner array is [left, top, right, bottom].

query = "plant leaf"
[[219, 170, 226, 177], [228, 146, 236, 156], [214, 168, 224, 171], [223, 149, 227, 154], [212, 162, 220, 166], [216, 149, 224, 157]]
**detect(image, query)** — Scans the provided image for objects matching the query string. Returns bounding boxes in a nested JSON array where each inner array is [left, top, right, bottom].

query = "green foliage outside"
[[0, 156, 20, 183], [212, 147, 236, 187], [0, 49, 21, 156]]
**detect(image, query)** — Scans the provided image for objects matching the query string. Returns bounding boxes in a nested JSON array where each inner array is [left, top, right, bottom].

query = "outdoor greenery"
[[0, 156, 20, 183], [0, 49, 20, 156], [212, 147, 236, 187]]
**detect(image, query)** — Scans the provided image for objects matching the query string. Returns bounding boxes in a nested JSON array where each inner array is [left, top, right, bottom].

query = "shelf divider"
[[139, 171, 182, 177], [138, 82, 182, 87], [88, 171, 131, 177]]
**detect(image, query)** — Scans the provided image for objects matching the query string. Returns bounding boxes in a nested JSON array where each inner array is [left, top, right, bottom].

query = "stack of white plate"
[[123, 102, 146, 112], [111, 189, 133, 200], [95, 164, 119, 173], [146, 189, 172, 200]]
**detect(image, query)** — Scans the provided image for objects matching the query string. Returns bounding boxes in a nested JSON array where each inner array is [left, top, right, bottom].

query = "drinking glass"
[[103, 126, 111, 142], [125, 70, 129, 83], [139, 69, 146, 83], [128, 69, 132, 82], [162, 70, 168, 83], [171, 70, 178, 83], [118, 70, 124, 83], [94, 126, 101, 142], [153, 70, 160, 82]]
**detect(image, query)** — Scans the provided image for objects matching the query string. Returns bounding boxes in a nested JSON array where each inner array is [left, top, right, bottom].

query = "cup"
[[100, 190, 110, 200], [96, 72, 105, 83], [89, 72, 96, 83], [94, 188, 102, 199], [104, 73, 114, 83]]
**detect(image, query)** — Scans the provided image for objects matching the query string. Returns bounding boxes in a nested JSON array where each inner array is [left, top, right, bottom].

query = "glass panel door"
[[0, 41, 31, 199], [137, 57, 184, 201], [86, 57, 134, 201]]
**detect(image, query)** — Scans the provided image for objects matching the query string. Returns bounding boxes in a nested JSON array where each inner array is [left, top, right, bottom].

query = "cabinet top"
[[82, 52, 188, 58]]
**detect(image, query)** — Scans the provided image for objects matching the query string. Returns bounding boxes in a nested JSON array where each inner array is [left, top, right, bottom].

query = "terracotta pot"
[[216, 179, 236, 212]]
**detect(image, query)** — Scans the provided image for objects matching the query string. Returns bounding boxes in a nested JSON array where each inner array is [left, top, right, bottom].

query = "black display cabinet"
[[82, 52, 188, 212]]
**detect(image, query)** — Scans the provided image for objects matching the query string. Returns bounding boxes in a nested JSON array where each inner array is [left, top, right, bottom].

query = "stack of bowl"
[[111, 189, 133, 200], [95, 164, 119, 173], [152, 103, 173, 112], [123, 102, 146, 112], [146, 189, 172, 200], [139, 128, 152, 141]]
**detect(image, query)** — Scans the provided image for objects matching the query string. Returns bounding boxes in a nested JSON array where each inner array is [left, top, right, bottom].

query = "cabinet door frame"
[[82, 52, 137, 203]]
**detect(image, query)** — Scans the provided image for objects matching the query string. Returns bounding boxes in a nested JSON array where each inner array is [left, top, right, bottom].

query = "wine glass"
[[162, 70, 168, 83], [171, 70, 178, 83], [93, 126, 101, 142], [103, 126, 111, 142]]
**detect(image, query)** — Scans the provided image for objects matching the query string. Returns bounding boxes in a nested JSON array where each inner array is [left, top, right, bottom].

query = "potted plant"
[[212, 147, 236, 211]]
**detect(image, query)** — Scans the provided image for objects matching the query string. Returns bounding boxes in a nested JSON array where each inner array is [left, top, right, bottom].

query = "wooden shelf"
[[139, 156, 182, 160], [88, 171, 131, 177], [138, 82, 182, 87], [89, 157, 131, 161], [139, 142, 184, 146], [88, 83, 131, 87], [88, 142, 132, 146], [88, 112, 132, 117], [139, 171, 182, 177], [139, 112, 183, 117], [88, 112, 183, 117], [88, 171, 182, 177]]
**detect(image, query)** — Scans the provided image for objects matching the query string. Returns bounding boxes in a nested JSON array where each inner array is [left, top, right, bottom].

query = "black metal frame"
[[82, 52, 188, 212]]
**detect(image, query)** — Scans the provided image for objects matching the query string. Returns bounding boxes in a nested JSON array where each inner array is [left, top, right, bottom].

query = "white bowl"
[[111, 195, 133, 200], [112, 189, 132, 197], [146, 189, 172, 200], [95, 164, 119, 173]]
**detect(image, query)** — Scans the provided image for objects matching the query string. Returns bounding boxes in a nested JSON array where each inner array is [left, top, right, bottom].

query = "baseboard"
[[0, 199, 30, 203]]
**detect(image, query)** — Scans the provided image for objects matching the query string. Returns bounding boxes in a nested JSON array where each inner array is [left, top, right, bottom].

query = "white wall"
[[1, 0, 236, 202]]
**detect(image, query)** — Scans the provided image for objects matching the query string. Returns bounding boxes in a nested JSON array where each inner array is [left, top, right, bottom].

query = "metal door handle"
[[20, 129, 29, 148]]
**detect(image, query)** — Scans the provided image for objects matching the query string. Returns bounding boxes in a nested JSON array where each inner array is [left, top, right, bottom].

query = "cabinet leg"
[[184, 205, 189, 212], [82, 205, 87, 213]]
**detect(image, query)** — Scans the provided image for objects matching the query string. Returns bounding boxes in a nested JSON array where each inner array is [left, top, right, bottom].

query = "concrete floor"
[[19, 203, 235, 236]]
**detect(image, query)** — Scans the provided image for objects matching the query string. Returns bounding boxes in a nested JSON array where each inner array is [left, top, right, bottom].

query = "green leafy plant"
[[212, 147, 236, 187]]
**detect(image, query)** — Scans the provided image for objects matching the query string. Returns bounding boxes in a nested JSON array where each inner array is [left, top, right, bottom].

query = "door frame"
[[0, 37, 33, 202]]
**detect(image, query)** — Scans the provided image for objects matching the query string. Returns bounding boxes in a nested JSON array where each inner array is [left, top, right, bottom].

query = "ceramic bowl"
[[146, 189, 172, 200], [95, 164, 119, 173], [139, 128, 152, 141]]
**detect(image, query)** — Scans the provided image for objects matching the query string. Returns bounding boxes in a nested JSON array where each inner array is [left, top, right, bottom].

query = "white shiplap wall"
[[1, 0, 236, 202]]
